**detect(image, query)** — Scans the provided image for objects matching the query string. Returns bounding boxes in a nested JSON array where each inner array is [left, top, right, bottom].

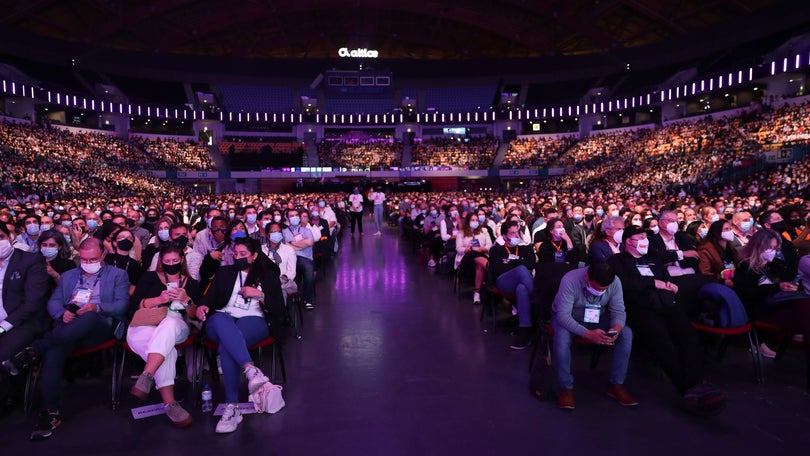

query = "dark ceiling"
[[0, 0, 788, 60]]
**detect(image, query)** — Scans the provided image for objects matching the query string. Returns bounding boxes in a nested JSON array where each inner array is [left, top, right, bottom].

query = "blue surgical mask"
[[740, 220, 754, 232], [430, 210, 437, 217], [231, 231, 247, 241], [41, 246, 59, 260], [450, 210, 459, 218], [319, 201, 326, 208], [478, 215, 486, 223], [289, 216, 300, 226], [246, 214, 257, 224], [269, 232, 284, 244], [158, 229, 170, 242], [470, 221, 480, 230], [596, 209, 605, 217], [586, 285, 606, 297], [509, 237, 520, 247], [87, 219, 99, 230]]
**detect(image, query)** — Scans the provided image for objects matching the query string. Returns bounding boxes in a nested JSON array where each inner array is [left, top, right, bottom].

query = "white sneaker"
[[472, 291, 481, 304], [374, 231, 382, 236], [759, 343, 777, 359], [245, 365, 269, 394], [215, 403, 243, 434], [428, 259, 437, 268]]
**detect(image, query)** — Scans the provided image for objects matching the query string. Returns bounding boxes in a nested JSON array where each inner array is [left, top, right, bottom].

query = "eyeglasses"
[[211, 229, 226, 233]]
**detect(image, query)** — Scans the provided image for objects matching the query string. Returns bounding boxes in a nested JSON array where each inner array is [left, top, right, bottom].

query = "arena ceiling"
[[0, 0, 790, 60]]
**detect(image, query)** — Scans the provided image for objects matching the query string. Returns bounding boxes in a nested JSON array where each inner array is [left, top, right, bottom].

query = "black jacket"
[[1, 249, 51, 334]]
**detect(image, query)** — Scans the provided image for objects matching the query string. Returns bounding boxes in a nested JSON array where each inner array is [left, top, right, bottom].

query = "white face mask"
[[586, 285, 606, 297], [698, 227, 709, 238], [650, 226, 660, 235], [631, 220, 643, 227], [721, 230, 735, 242], [740, 220, 754, 232], [761, 248, 777, 263], [553, 227, 566, 238], [612, 229, 624, 245], [634, 238, 649, 255], [81, 261, 102, 275], [0, 239, 14, 259], [710, 215, 720, 223], [665, 222, 679, 235]]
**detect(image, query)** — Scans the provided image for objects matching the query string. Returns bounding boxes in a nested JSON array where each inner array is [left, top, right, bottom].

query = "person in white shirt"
[[348, 187, 364, 235], [455, 213, 493, 304], [370, 187, 386, 235], [261, 222, 297, 302]]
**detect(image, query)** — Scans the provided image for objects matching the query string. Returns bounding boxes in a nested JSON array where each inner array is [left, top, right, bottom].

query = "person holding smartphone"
[[551, 262, 636, 410], [126, 245, 201, 428]]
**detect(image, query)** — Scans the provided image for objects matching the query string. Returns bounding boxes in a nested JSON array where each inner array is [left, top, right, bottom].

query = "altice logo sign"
[[338, 47, 379, 58]]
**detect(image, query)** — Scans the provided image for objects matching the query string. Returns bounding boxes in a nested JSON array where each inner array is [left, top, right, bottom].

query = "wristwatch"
[[0, 327, 6, 334]]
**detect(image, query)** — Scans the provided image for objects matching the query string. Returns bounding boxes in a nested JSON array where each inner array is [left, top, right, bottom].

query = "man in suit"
[[0, 223, 51, 411], [608, 226, 725, 416], [4, 237, 130, 440]]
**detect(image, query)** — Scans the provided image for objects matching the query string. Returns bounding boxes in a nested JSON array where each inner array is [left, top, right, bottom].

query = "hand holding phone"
[[64, 303, 81, 314], [606, 329, 618, 338]]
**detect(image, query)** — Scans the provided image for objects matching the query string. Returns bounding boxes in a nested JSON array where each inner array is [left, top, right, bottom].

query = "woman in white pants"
[[127, 246, 202, 427]]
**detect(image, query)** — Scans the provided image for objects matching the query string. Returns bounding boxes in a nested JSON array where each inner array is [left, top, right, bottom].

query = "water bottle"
[[201, 384, 213, 413]]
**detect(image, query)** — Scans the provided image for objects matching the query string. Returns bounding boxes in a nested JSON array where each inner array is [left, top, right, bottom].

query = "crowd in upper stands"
[[317, 139, 402, 169], [410, 137, 498, 169], [501, 136, 576, 169], [130, 136, 216, 171]]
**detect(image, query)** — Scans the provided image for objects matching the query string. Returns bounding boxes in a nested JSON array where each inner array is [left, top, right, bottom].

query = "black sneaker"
[[1, 347, 36, 376], [510, 327, 532, 351], [30, 410, 61, 441]]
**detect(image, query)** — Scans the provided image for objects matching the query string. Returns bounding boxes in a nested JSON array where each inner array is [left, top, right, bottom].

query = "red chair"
[[529, 322, 604, 372], [24, 338, 125, 413], [196, 334, 286, 394], [692, 322, 763, 384]]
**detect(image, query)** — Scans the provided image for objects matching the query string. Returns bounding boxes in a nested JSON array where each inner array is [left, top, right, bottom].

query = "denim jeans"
[[552, 317, 633, 389], [296, 256, 315, 304], [205, 313, 269, 403], [495, 266, 534, 327], [34, 312, 114, 410], [373, 205, 384, 232]]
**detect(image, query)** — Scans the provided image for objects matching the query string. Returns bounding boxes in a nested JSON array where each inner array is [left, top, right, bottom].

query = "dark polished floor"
[[2, 226, 810, 454]]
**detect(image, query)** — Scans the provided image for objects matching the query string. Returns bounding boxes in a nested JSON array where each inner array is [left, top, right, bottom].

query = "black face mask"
[[584, 214, 595, 222], [146, 216, 158, 223], [789, 218, 803, 228], [770, 221, 787, 233], [724, 214, 733, 221], [117, 239, 134, 251], [172, 236, 189, 248], [234, 257, 250, 271], [125, 218, 137, 228], [162, 263, 182, 275]]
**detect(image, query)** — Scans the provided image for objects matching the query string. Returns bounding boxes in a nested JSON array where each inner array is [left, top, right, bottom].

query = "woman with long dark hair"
[[195, 237, 284, 433]]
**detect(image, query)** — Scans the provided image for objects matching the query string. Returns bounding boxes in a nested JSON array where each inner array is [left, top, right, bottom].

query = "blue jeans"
[[495, 266, 534, 327], [296, 256, 315, 304], [34, 312, 114, 410], [373, 205, 384, 232], [552, 318, 633, 389], [205, 313, 269, 403]]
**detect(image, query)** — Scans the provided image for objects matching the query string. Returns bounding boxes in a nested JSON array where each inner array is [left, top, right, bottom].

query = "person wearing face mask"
[[262, 222, 297, 304], [3, 238, 129, 440], [192, 208, 224, 257], [37, 229, 77, 287], [18, 215, 43, 253], [758, 211, 800, 279], [282, 209, 315, 310], [243, 205, 260, 238], [369, 187, 386, 236], [564, 206, 589, 265], [348, 187, 365, 236], [550, 262, 636, 409], [126, 246, 201, 428], [535, 219, 580, 327], [0, 223, 51, 409], [697, 220, 740, 286], [126, 209, 152, 252], [455, 213, 493, 305], [589, 216, 625, 264], [147, 223, 202, 282], [608, 226, 724, 416], [195, 237, 285, 434], [422, 205, 443, 268], [730, 211, 756, 251], [142, 217, 174, 274], [105, 228, 143, 295], [309, 208, 332, 264], [735, 229, 810, 382], [487, 221, 536, 350]]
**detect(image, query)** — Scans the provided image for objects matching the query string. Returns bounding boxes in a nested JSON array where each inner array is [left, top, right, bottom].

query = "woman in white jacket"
[[456, 213, 493, 305]]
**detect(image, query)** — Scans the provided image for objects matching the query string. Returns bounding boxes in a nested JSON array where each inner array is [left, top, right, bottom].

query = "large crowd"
[[130, 136, 216, 171], [501, 136, 577, 169], [316, 139, 403, 169], [410, 137, 499, 169], [1, 100, 810, 439]]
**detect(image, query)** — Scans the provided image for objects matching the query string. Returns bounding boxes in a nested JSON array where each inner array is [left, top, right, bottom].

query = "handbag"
[[129, 307, 169, 327], [249, 382, 285, 414]]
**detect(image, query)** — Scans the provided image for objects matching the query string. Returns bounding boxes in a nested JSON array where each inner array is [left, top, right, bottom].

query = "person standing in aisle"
[[348, 187, 364, 236], [370, 187, 385, 235]]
